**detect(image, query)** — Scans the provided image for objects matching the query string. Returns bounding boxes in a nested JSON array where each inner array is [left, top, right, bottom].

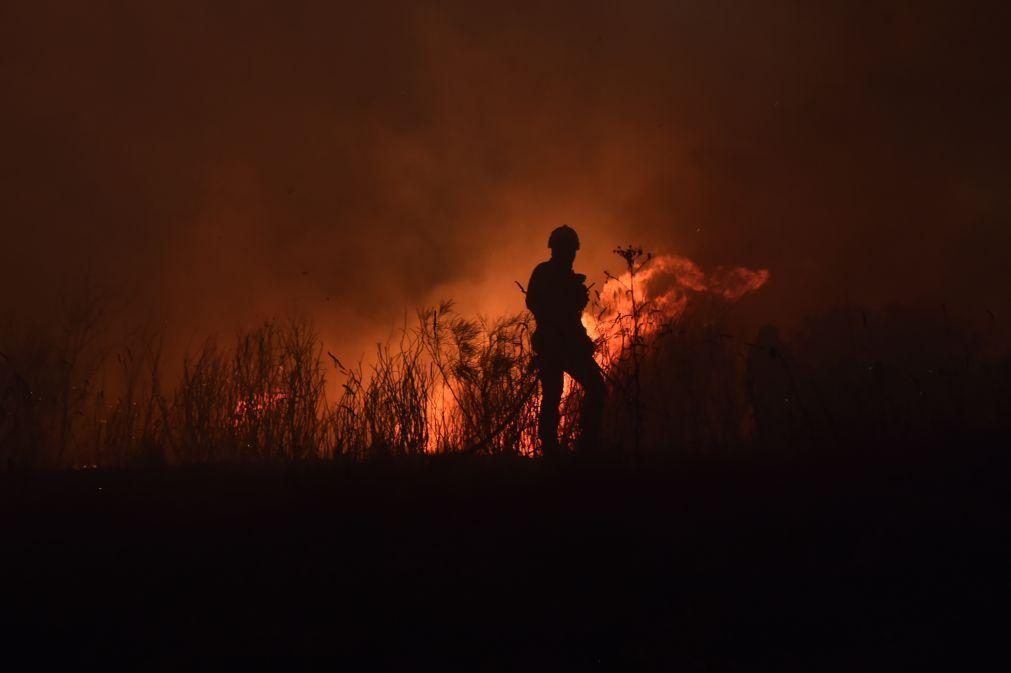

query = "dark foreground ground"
[[3, 438, 1009, 670]]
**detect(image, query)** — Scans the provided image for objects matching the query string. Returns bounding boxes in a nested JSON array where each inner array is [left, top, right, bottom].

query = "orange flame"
[[583, 253, 769, 358], [234, 391, 289, 423]]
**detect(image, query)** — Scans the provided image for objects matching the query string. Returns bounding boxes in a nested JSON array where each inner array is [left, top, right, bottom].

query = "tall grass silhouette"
[[1, 249, 1008, 468]]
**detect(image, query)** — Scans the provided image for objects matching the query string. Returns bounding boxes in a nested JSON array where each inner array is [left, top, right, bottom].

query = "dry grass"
[[2, 255, 1009, 467]]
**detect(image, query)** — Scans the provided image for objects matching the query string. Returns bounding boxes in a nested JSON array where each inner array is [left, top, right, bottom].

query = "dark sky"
[[2, 1, 1009, 358]]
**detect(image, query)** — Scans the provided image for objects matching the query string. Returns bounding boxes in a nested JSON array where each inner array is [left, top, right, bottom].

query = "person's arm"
[[525, 267, 546, 316]]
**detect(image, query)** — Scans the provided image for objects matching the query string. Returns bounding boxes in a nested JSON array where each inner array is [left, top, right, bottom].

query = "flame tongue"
[[583, 252, 769, 354]]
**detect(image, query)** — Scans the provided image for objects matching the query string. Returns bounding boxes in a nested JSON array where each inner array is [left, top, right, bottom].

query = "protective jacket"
[[525, 259, 593, 358]]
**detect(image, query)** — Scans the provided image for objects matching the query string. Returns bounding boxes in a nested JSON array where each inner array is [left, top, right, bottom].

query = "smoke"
[[1, 1, 1009, 364]]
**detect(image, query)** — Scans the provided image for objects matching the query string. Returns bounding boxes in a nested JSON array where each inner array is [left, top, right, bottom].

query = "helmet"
[[547, 225, 580, 251]]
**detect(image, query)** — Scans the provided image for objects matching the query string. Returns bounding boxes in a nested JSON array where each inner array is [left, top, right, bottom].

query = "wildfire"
[[224, 251, 768, 458], [583, 252, 769, 359], [234, 391, 289, 423]]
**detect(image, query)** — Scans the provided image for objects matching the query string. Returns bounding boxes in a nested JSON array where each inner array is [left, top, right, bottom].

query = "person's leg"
[[568, 356, 605, 452], [538, 364, 564, 455]]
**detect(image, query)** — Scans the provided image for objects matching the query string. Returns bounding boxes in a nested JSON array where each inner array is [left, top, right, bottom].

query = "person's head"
[[547, 225, 579, 266]]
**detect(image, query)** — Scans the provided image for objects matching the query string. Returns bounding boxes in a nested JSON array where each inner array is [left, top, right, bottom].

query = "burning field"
[[0, 244, 778, 465], [3, 238, 1009, 469]]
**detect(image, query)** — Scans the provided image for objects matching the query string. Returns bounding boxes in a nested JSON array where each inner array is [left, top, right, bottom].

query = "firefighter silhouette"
[[526, 225, 605, 454]]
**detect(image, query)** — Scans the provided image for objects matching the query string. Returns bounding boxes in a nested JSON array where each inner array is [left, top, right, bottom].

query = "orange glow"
[[234, 391, 289, 423], [583, 252, 770, 361]]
